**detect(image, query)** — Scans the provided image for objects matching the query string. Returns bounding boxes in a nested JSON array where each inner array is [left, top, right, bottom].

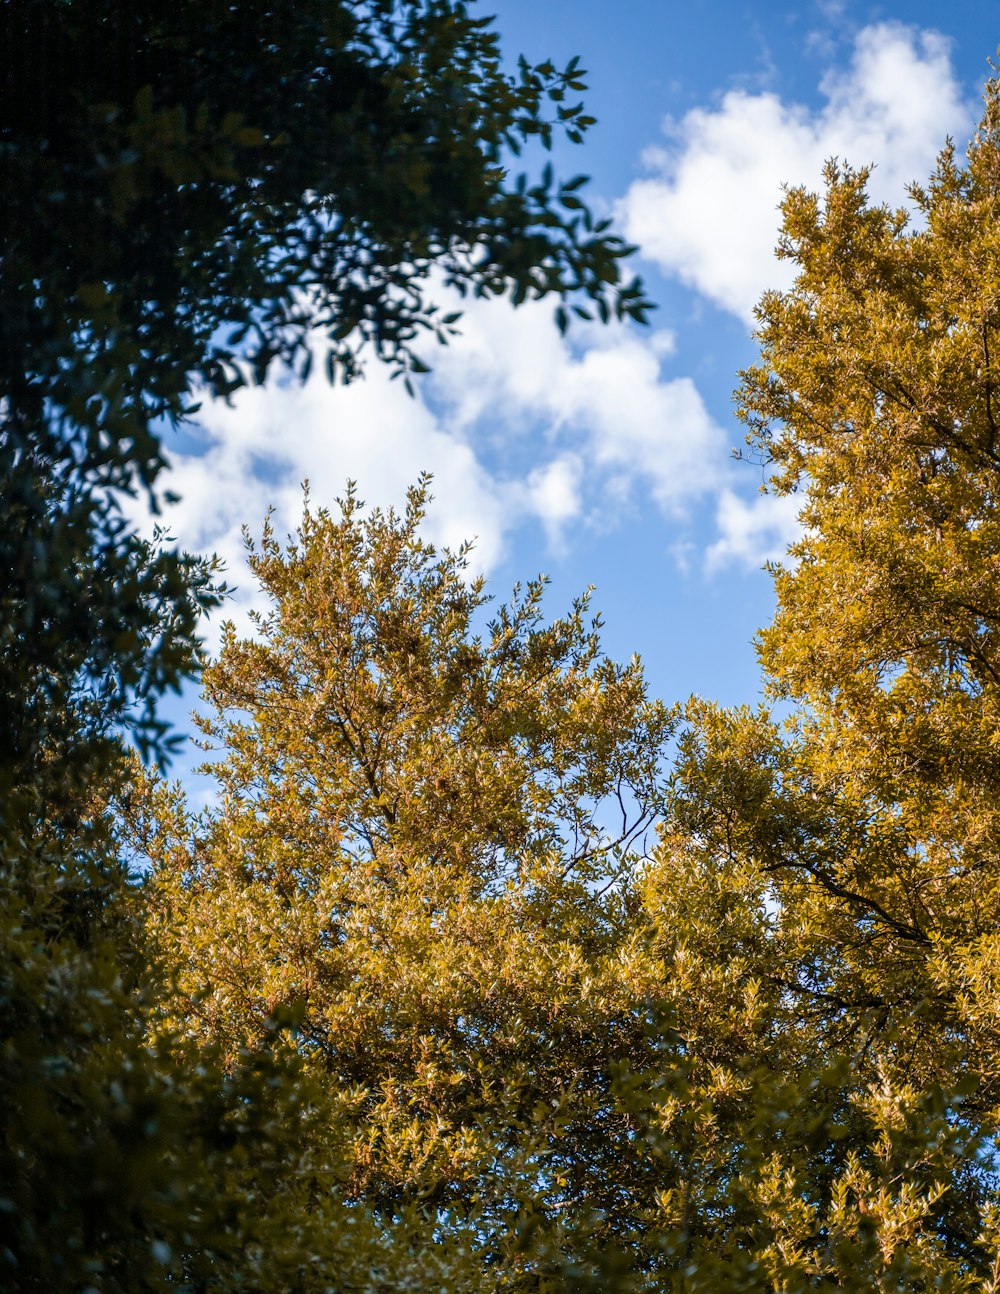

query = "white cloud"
[[147, 18, 962, 615], [424, 300, 726, 516], [150, 291, 735, 643], [706, 488, 803, 570], [619, 23, 971, 323], [525, 455, 583, 550]]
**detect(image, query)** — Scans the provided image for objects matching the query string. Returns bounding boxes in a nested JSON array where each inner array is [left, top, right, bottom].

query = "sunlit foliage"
[[134, 71, 1000, 1291]]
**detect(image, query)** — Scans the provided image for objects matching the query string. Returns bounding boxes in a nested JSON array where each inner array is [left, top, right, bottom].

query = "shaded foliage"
[[1, 3, 651, 1288], [2, 0, 651, 495]]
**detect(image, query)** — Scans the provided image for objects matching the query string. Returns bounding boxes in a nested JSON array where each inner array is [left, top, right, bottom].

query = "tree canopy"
[[2, 0, 651, 494], [130, 70, 1000, 1291], [13, 3, 1000, 1288], [132, 482, 676, 1281], [0, 3, 653, 1288], [736, 74, 1000, 1121]]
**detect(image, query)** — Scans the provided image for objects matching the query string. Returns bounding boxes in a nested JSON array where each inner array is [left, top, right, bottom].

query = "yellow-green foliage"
[[132, 72, 1000, 1294], [134, 481, 675, 1281], [736, 72, 1000, 1123]]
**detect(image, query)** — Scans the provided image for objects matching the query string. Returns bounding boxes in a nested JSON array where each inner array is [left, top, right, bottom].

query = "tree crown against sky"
[[735, 77, 1000, 1032], [0, 4, 654, 1288], [133, 485, 675, 1257], [129, 73, 1000, 1290], [135, 482, 1000, 1288], [1, 0, 652, 491]]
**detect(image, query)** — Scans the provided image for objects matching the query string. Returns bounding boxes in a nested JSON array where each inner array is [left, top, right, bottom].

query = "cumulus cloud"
[[144, 21, 967, 606], [525, 456, 583, 551], [706, 489, 803, 571], [424, 300, 725, 516], [619, 23, 971, 323], [151, 293, 731, 640]]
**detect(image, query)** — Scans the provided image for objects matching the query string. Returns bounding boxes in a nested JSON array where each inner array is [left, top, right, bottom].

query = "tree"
[[133, 481, 676, 1283], [735, 72, 1000, 1115], [1, 3, 652, 1287], [606, 70, 1000, 1289], [130, 69, 1000, 1294]]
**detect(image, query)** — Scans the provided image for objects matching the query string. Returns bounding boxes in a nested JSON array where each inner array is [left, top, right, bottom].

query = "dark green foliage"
[[2, 0, 651, 495], [0, 3, 652, 1288], [1, 0, 652, 768], [0, 427, 224, 790]]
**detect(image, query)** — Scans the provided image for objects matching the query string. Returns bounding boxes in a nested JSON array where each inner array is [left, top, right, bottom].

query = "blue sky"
[[154, 2, 998, 776]]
